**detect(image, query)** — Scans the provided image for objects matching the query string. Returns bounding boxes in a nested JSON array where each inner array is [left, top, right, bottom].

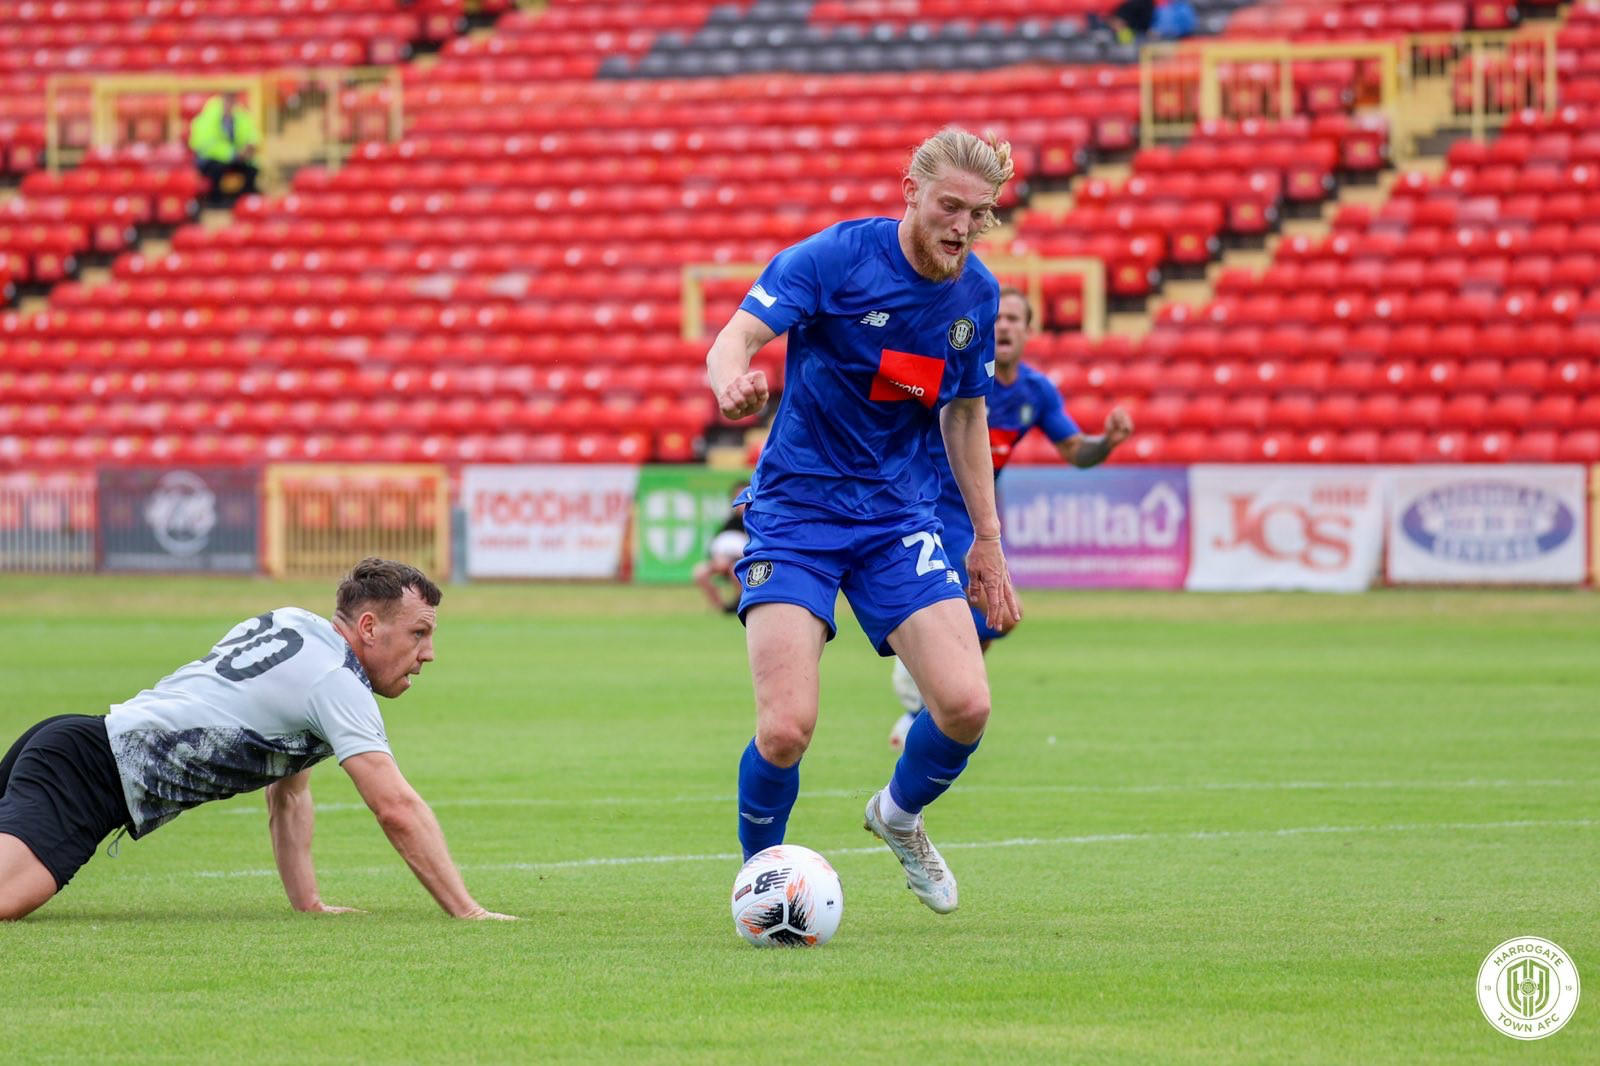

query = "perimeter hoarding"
[[1187, 465, 1384, 592], [999, 465, 1190, 588], [1385, 465, 1587, 585], [98, 467, 260, 573], [462, 464, 638, 579], [633, 466, 750, 583]]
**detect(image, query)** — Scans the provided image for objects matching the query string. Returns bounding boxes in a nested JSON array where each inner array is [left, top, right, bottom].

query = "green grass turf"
[[0, 576, 1595, 1064]]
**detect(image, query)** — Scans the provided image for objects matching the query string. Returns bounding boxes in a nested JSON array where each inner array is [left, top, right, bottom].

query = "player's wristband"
[[974, 532, 1002, 542]]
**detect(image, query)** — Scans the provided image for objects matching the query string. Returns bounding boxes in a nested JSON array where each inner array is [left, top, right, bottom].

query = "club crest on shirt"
[[947, 317, 976, 350], [745, 560, 773, 587]]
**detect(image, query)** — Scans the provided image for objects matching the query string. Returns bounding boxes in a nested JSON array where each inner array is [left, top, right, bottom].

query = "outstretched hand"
[[460, 905, 518, 921], [1104, 407, 1134, 446], [302, 901, 366, 915], [965, 538, 1021, 633], [716, 370, 769, 420]]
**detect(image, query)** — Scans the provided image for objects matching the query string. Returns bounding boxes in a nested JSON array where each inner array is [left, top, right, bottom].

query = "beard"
[[905, 216, 970, 282]]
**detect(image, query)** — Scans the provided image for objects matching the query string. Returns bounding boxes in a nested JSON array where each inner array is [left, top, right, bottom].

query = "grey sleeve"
[[306, 670, 393, 763]]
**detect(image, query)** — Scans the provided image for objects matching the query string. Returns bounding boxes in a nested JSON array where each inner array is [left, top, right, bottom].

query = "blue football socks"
[[737, 738, 800, 860], [887, 709, 981, 816]]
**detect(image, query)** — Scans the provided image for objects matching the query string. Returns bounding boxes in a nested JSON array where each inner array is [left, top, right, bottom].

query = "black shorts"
[[0, 715, 132, 890]]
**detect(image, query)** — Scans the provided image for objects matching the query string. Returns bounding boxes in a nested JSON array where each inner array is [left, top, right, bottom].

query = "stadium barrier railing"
[[0, 470, 96, 572], [262, 463, 449, 579], [45, 67, 404, 176], [1140, 28, 1557, 155]]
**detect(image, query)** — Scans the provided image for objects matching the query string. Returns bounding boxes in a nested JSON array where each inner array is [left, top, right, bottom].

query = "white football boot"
[[863, 789, 958, 914]]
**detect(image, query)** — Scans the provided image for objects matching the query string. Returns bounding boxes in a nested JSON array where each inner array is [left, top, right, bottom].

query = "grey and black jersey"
[[104, 608, 392, 837]]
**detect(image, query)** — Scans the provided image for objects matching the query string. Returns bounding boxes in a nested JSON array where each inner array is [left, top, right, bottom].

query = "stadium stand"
[[0, 0, 471, 293], [4, 0, 1599, 470], [1032, 0, 1600, 466]]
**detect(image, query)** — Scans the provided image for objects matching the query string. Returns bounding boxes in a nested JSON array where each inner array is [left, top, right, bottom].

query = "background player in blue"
[[705, 128, 1022, 914], [888, 287, 1134, 747]]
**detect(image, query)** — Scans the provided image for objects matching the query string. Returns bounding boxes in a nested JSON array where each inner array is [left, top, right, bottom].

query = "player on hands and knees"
[[889, 287, 1134, 748], [0, 558, 514, 922], [706, 127, 1022, 914]]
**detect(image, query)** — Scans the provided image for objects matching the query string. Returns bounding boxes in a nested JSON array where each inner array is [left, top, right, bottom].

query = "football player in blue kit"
[[889, 287, 1134, 747], [705, 128, 1022, 914]]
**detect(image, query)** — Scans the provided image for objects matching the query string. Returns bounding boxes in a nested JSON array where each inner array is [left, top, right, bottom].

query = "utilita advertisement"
[[998, 466, 1190, 588]]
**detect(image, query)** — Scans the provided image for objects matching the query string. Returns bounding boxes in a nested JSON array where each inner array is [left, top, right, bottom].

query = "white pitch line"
[[212, 778, 1599, 817], [187, 817, 1598, 880]]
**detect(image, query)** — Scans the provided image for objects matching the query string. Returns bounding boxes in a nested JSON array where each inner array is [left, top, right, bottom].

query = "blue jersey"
[[929, 361, 1081, 532], [738, 217, 998, 522]]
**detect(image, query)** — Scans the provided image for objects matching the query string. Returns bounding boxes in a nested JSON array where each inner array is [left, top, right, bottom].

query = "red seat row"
[[1046, 428, 1600, 466], [1, 429, 676, 468]]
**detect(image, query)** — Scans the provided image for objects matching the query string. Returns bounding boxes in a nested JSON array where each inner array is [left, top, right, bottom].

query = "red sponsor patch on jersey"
[[989, 426, 1024, 472], [869, 348, 945, 408]]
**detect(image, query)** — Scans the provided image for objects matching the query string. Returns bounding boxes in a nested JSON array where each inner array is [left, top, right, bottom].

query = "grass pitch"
[[0, 576, 1595, 1064]]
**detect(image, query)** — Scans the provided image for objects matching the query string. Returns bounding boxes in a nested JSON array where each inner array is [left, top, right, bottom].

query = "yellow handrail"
[[1139, 27, 1558, 156], [44, 66, 403, 174]]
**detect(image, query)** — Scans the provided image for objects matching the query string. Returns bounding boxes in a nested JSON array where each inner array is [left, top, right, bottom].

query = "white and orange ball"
[[730, 845, 843, 948]]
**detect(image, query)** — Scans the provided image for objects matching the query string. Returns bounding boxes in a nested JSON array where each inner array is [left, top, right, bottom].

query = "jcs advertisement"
[[1187, 465, 1384, 592]]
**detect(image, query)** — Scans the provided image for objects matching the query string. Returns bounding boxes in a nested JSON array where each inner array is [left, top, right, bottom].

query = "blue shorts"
[[939, 510, 1006, 644], [735, 508, 969, 656]]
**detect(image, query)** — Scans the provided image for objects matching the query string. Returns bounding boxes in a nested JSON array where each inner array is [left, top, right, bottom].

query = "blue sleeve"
[[956, 282, 999, 399], [738, 229, 837, 335], [1032, 375, 1081, 443]]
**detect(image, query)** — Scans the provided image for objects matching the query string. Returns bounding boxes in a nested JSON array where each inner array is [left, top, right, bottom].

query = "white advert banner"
[[463, 464, 639, 578], [1188, 465, 1384, 591], [1385, 465, 1587, 585]]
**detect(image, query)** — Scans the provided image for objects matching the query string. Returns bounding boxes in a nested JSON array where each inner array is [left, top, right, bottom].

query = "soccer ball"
[[730, 845, 844, 947]]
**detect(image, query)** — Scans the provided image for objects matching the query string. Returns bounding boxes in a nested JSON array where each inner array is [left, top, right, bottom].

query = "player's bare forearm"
[[344, 751, 512, 919], [1061, 408, 1133, 468], [706, 309, 776, 419], [940, 397, 1001, 537], [942, 396, 1021, 630], [375, 796, 509, 919], [265, 772, 324, 911], [1065, 434, 1113, 468]]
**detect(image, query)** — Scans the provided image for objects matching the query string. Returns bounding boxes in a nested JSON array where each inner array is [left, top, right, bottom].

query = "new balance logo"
[[748, 283, 777, 308], [860, 311, 891, 327]]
